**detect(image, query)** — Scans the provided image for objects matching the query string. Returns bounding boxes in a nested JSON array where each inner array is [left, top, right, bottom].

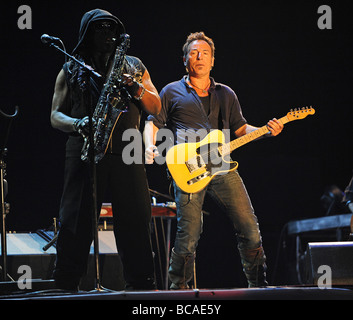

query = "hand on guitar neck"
[[235, 118, 284, 140]]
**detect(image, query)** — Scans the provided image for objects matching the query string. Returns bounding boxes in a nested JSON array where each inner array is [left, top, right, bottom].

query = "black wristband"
[[73, 119, 80, 132]]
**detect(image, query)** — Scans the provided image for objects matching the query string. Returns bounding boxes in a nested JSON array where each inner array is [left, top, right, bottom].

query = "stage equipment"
[[0, 105, 19, 282], [305, 241, 353, 285], [320, 185, 345, 215], [0, 231, 124, 293], [287, 213, 352, 284], [288, 213, 352, 236]]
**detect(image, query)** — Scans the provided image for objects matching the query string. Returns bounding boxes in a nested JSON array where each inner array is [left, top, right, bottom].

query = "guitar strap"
[[210, 89, 223, 131], [218, 103, 223, 131]]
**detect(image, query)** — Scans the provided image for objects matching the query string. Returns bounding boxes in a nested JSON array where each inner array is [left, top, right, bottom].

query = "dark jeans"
[[54, 154, 155, 290], [170, 170, 266, 287]]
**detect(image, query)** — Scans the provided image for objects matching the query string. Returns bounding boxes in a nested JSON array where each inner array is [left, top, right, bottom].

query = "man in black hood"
[[51, 9, 161, 290]]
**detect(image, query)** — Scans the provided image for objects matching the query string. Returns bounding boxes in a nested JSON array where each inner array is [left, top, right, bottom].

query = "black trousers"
[[53, 153, 155, 289]]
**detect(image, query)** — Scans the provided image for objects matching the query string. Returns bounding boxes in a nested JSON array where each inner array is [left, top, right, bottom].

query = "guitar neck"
[[219, 115, 289, 156]]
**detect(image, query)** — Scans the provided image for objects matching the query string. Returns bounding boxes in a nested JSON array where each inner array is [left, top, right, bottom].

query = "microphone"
[[41, 34, 61, 45], [41, 33, 102, 79]]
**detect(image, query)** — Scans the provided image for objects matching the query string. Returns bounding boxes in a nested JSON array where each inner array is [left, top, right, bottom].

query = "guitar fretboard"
[[219, 116, 289, 156]]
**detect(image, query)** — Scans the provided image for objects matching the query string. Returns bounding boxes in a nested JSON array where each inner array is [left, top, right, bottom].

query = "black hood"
[[72, 8, 125, 55]]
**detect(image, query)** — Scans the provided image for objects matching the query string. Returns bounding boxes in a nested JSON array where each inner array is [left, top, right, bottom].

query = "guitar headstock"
[[287, 106, 315, 121]]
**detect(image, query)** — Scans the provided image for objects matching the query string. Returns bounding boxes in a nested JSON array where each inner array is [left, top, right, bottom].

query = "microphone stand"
[[45, 40, 103, 291], [0, 106, 19, 282]]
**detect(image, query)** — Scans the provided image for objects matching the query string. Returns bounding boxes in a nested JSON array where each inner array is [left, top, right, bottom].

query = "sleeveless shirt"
[[63, 55, 146, 157]]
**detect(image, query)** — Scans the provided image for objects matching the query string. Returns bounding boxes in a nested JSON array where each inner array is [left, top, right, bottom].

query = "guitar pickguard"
[[185, 142, 223, 173], [184, 142, 235, 187]]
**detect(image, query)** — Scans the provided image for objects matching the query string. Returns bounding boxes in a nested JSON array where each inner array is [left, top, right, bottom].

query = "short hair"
[[182, 32, 215, 58]]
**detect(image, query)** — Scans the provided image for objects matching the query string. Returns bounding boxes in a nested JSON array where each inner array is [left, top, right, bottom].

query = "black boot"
[[168, 248, 195, 289], [239, 246, 268, 288], [53, 273, 80, 292]]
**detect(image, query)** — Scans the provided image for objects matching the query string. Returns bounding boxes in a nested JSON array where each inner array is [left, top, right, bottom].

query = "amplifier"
[[305, 241, 353, 286]]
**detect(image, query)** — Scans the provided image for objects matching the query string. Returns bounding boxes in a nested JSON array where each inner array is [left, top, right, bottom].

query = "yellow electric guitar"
[[166, 107, 315, 193]]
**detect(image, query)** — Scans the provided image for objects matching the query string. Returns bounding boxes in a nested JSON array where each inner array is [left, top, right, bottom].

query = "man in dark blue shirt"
[[144, 32, 283, 288], [152, 75, 247, 144]]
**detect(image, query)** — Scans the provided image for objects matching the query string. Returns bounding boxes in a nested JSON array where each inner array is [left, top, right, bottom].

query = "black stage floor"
[[1, 285, 353, 300]]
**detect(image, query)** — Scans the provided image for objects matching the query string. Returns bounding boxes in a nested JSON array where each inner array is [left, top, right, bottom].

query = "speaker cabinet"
[[305, 241, 353, 285], [0, 232, 125, 292]]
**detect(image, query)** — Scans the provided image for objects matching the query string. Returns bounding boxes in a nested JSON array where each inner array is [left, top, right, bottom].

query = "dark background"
[[1, 0, 352, 288]]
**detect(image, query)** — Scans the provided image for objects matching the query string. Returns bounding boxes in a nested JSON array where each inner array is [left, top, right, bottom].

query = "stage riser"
[[305, 242, 353, 285]]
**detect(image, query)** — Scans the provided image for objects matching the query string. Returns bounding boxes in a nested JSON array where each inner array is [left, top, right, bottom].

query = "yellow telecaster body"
[[166, 129, 238, 194]]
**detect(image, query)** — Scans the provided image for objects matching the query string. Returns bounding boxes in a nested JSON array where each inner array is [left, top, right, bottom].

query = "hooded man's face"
[[87, 20, 118, 54]]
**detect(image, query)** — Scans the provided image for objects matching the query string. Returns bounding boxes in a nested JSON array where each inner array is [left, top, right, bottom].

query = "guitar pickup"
[[187, 171, 210, 185]]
